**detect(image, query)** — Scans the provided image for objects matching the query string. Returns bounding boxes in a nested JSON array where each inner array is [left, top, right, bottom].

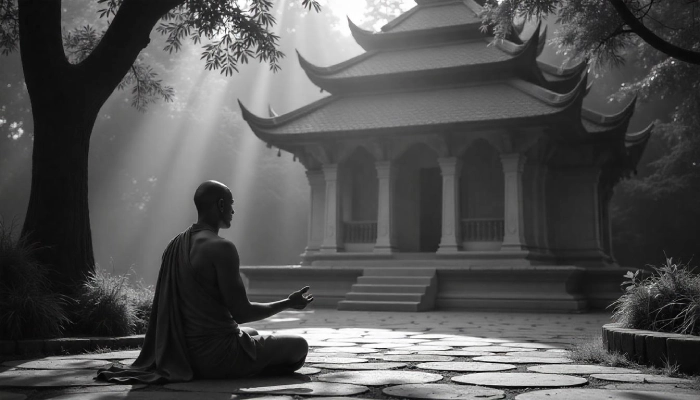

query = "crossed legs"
[[238, 327, 308, 376]]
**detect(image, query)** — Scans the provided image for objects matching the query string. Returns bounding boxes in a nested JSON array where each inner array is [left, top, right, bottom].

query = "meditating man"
[[98, 180, 313, 383]]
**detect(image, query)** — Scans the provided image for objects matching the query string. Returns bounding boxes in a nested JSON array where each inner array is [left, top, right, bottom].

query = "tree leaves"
[[0, 0, 321, 110], [0, 0, 19, 55], [155, 0, 320, 76]]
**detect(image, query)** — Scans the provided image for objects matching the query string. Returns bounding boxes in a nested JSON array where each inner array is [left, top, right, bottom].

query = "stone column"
[[501, 153, 526, 250], [304, 170, 325, 254], [374, 161, 396, 253], [438, 157, 461, 253], [533, 164, 550, 252], [320, 164, 343, 252]]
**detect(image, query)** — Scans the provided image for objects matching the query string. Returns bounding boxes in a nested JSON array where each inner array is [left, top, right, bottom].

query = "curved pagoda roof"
[[240, 0, 650, 172]]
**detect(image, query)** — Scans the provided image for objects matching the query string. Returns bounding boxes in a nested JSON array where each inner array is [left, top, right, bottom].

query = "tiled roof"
[[383, 1, 480, 33], [242, 82, 574, 137], [321, 40, 513, 79]]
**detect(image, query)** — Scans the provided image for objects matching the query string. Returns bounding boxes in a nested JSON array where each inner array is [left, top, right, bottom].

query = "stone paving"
[[0, 309, 699, 399]]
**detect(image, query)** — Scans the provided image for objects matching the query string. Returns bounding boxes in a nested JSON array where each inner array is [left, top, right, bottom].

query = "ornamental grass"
[[612, 258, 700, 336], [0, 219, 70, 340], [75, 267, 154, 336]]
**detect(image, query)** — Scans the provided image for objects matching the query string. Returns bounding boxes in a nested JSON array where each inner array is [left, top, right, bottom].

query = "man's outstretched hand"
[[288, 286, 314, 309]]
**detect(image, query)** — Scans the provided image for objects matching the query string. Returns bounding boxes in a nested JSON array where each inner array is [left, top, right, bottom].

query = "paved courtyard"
[[1, 309, 698, 399]]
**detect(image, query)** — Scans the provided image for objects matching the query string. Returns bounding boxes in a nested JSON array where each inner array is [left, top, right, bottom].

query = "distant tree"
[[0, 0, 320, 296]]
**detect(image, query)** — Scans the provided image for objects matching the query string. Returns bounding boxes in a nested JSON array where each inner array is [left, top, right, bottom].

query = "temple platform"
[[241, 261, 634, 313]]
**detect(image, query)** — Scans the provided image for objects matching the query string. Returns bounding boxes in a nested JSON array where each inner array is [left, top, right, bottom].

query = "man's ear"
[[218, 198, 224, 212]]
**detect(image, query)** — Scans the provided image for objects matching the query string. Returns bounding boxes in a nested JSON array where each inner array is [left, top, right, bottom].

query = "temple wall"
[[546, 166, 604, 263]]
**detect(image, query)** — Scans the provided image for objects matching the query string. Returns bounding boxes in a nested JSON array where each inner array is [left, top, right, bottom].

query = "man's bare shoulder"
[[200, 235, 238, 265]]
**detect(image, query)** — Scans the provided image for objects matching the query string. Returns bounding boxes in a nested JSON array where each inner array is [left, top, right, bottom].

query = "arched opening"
[[459, 139, 504, 250], [340, 147, 378, 251], [395, 143, 441, 252]]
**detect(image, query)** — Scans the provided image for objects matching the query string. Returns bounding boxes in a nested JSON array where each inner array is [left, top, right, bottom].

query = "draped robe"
[[97, 225, 257, 383]]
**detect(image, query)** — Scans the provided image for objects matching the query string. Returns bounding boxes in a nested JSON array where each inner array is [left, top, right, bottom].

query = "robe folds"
[[96, 225, 257, 383]]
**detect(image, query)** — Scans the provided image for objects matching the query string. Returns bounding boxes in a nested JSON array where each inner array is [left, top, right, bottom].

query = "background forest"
[[0, 0, 697, 286]]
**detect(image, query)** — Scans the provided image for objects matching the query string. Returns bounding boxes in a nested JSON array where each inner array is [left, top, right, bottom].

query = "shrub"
[[0, 219, 70, 340], [75, 267, 155, 336], [612, 258, 700, 336], [125, 278, 154, 334], [75, 268, 135, 336]]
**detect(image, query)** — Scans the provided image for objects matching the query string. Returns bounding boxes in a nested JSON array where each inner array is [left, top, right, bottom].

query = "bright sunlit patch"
[[323, 0, 415, 35]]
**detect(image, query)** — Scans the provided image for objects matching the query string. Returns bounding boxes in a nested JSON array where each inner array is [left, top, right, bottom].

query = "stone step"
[[337, 300, 423, 312], [350, 284, 428, 293], [363, 268, 437, 276], [357, 276, 433, 285], [345, 292, 425, 302]]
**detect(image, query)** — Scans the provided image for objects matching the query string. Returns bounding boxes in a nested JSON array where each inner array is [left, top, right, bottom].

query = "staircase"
[[337, 268, 437, 311]]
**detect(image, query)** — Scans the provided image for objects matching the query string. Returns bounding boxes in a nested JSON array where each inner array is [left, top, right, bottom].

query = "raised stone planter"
[[602, 323, 700, 374], [0, 334, 145, 356]]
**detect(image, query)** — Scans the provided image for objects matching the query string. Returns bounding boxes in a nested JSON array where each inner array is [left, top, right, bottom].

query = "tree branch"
[[80, 0, 185, 105], [608, 0, 700, 64]]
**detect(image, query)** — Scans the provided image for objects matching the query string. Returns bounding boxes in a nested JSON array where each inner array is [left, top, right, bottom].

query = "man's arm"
[[211, 240, 312, 324]]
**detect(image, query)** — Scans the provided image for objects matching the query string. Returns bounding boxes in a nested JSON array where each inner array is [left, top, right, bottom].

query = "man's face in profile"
[[222, 197, 235, 229]]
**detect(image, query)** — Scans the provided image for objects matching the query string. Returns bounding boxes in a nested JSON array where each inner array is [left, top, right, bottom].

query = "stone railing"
[[343, 220, 377, 243], [461, 218, 504, 242]]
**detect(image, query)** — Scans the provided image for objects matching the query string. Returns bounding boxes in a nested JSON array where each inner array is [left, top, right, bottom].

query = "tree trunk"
[[21, 94, 99, 292]]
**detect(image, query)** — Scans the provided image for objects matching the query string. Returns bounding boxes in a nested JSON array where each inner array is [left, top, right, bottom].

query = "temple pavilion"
[[239, 0, 652, 312]]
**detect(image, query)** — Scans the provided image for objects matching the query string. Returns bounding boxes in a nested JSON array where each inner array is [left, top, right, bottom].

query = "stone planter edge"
[[0, 334, 145, 356], [602, 323, 700, 375]]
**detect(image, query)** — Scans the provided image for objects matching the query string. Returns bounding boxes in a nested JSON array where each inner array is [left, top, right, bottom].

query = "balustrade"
[[461, 218, 504, 242], [343, 221, 378, 243]]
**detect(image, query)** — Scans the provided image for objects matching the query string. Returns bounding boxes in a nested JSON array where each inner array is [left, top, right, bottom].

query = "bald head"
[[194, 180, 232, 215]]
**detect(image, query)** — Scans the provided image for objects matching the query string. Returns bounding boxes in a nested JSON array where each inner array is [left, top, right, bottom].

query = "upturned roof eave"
[[242, 108, 577, 144], [348, 16, 483, 51], [300, 26, 544, 94], [508, 67, 588, 108], [581, 94, 638, 126]]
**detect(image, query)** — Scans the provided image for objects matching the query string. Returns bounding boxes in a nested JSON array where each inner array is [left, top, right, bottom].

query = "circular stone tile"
[[602, 384, 700, 394], [0, 391, 26, 400], [317, 370, 443, 386], [473, 356, 573, 364], [410, 334, 460, 339], [297, 367, 321, 375], [590, 373, 693, 384], [417, 362, 516, 372], [239, 382, 369, 396], [330, 338, 427, 344], [452, 372, 587, 388], [49, 350, 141, 360], [305, 356, 368, 364], [528, 365, 641, 374], [420, 351, 495, 357], [404, 345, 453, 351], [311, 362, 407, 370], [2, 359, 112, 370], [47, 392, 234, 399], [0, 370, 114, 387], [313, 347, 377, 354], [308, 342, 356, 347], [384, 383, 505, 400], [428, 341, 492, 347], [362, 343, 413, 349], [462, 346, 536, 353], [230, 397, 293, 400], [501, 342, 563, 349], [505, 351, 572, 358], [514, 388, 700, 400], [381, 355, 455, 362]]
